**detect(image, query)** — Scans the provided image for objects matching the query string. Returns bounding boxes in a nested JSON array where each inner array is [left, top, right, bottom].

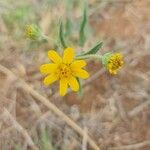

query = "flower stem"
[[76, 54, 102, 60]]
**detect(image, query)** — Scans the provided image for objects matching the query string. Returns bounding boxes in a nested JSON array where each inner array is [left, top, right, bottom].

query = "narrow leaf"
[[59, 22, 67, 48], [79, 42, 103, 56], [79, 7, 87, 47], [65, 17, 71, 37], [41, 128, 54, 150]]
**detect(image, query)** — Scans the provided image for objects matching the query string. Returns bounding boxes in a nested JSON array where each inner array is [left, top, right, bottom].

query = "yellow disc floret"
[[56, 64, 72, 79], [107, 53, 124, 75], [40, 47, 89, 96]]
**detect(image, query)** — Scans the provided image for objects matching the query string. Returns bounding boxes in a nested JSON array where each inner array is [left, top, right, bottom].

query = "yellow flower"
[[106, 53, 124, 75], [40, 47, 89, 96]]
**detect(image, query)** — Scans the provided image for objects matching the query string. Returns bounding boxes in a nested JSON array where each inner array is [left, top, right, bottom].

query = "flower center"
[[108, 54, 123, 70], [57, 63, 72, 79], [109, 59, 122, 69]]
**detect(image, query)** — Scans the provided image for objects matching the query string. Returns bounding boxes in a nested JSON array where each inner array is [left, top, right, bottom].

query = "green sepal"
[[102, 52, 112, 66]]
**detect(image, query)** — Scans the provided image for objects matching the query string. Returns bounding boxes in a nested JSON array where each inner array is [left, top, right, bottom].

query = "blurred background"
[[0, 0, 150, 149]]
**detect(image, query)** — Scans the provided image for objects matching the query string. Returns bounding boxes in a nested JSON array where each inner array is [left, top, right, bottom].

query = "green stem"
[[76, 54, 102, 60]]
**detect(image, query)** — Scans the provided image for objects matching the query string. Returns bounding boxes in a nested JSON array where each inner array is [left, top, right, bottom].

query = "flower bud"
[[102, 52, 124, 75], [25, 24, 40, 40]]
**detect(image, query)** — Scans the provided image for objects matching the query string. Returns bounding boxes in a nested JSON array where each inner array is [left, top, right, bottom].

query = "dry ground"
[[0, 0, 150, 150]]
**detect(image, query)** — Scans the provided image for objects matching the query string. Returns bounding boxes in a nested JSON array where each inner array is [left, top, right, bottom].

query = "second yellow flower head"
[[107, 53, 124, 75], [40, 47, 89, 96], [102, 52, 124, 75]]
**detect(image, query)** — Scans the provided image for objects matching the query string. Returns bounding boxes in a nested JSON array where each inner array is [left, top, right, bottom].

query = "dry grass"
[[0, 0, 150, 150]]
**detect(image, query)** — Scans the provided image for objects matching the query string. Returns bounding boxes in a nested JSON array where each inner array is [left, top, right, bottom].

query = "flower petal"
[[63, 47, 74, 64], [48, 50, 62, 64], [68, 77, 79, 91], [59, 78, 68, 96], [40, 64, 58, 74], [71, 60, 86, 69], [43, 74, 57, 86], [75, 69, 89, 79]]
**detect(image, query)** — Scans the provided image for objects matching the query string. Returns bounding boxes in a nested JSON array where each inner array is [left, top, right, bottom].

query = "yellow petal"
[[59, 79, 68, 96], [75, 69, 89, 79], [71, 60, 86, 69], [40, 64, 58, 74], [109, 69, 117, 75], [43, 74, 57, 86], [63, 47, 74, 64], [48, 50, 62, 64], [68, 77, 79, 91]]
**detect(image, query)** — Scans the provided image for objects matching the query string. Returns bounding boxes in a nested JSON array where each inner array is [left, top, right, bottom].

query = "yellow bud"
[[25, 24, 40, 40], [102, 53, 124, 75]]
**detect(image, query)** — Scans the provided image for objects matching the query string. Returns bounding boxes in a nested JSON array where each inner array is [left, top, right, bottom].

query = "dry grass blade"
[[82, 127, 88, 150], [109, 140, 150, 150], [128, 100, 150, 117], [3, 108, 38, 150]]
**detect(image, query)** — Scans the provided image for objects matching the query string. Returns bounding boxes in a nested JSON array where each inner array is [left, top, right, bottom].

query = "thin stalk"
[[76, 54, 102, 60]]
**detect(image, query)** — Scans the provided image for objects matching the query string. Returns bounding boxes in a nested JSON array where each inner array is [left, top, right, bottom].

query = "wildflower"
[[102, 53, 124, 75], [40, 47, 89, 96], [25, 24, 40, 40]]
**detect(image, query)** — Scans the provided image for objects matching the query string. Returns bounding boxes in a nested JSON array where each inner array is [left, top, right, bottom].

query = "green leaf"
[[59, 22, 67, 48], [14, 144, 21, 150], [80, 42, 103, 56], [65, 17, 72, 37], [41, 128, 55, 150], [79, 7, 87, 47]]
